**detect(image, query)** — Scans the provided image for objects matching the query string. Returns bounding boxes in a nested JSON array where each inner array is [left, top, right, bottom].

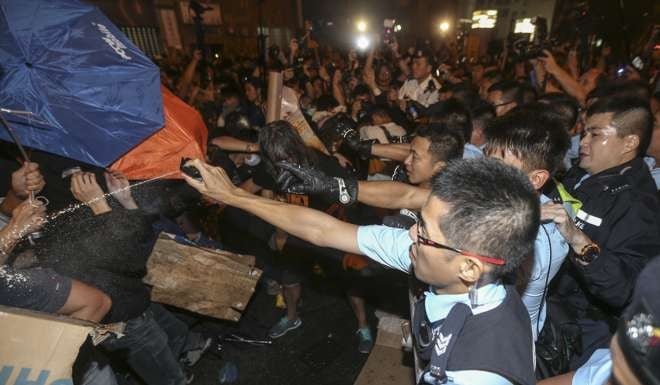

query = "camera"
[[511, 17, 554, 60]]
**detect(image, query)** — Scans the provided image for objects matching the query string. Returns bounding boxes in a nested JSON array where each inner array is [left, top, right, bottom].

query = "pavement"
[[185, 269, 410, 385]]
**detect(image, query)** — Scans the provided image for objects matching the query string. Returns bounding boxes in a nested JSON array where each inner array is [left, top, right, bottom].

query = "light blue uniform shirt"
[[357, 225, 515, 385], [563, 134, 581, 170], [463, 143, 484, 159], [643, 156, 660, 190], [572, 349, 611, 385], [522, 194, 569, 341]]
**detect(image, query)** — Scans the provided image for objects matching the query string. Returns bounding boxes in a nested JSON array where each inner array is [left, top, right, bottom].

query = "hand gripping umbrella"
[[0, 0, 164, 167]]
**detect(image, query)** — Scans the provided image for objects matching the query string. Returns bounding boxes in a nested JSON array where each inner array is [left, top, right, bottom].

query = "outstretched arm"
[[276, 162, 428, 210], [357, 181, 429, 210], [182, 159, 361, 254]]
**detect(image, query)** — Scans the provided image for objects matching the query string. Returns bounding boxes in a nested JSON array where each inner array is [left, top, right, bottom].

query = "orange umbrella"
[[110, 86, 207, 180]]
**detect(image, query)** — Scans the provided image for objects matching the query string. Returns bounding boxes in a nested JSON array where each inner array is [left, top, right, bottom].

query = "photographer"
[[539, 50, 595, 106]]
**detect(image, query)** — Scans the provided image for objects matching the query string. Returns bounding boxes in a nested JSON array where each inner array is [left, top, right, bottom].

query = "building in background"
[[456, 0, 556, 59], [87, 0, 299, 59]]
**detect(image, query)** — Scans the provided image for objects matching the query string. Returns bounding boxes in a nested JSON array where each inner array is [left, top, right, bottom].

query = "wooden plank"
[[143, 236, 262, 321]]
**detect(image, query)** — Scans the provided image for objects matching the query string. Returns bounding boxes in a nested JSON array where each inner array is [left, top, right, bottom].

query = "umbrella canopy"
[[109, 86, 207, 180], [0, 0, 164, 167]]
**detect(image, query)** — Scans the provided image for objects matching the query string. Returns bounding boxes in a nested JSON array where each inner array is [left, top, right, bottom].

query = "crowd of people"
[[1, 21, 659, 385]]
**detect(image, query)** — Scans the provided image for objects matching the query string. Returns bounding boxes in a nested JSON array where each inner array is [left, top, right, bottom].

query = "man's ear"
[[622, 134, 640, 156], [431, 161, 446, 174], [527, 169, 550, 191], [457, 257, 484, 285]]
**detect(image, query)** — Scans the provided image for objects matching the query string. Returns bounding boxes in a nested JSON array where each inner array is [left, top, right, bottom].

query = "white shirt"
[[398, 75, 440, 107], [359, 122, 407, 144]]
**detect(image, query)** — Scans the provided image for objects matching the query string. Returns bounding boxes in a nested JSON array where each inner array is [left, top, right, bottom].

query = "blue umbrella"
[[0, 0, 164, 167]]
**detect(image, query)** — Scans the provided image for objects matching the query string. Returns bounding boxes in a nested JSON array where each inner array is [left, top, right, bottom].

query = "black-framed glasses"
[[416, 220, 505, 266]]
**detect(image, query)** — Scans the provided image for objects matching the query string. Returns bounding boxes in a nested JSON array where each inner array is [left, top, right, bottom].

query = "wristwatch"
[[574, 243, 600, 265]]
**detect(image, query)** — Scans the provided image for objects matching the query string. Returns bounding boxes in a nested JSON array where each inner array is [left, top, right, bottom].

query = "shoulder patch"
[[607, 183, 632, 195]]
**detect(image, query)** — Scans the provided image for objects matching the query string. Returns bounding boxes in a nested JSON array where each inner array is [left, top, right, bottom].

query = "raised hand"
[[70, 172, 110, 215], [104, 171, 138, 210], [181, 158, 239, 204]]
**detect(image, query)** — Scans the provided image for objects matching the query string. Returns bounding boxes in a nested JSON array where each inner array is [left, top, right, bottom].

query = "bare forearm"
[[224, 189, 360, 254], [549, 66, 587, 105], [176, 58, 199, 96], [371, 143, 411, 162], [211, 136, 258, 153], [333, 82, 346, 106], [0, 226, 19, 261], [358, 181, 429, 210]]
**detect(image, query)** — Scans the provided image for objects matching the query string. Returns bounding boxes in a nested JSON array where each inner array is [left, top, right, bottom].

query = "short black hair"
[[470, 100, 496, 127], [587, 95, 653, 156], [427, 98, 472, 142], [415, 123, 464, 163], [488, 80, 524, 106], [430, 158, 539, 276], [538, 93, 580, 132], [484, 105, 571, 175]]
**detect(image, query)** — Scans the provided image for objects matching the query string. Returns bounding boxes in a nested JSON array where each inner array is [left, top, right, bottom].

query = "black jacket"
[[550, 158, 660, 319]]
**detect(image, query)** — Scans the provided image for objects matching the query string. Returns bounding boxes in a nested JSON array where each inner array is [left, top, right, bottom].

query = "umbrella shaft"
[[0, 111, 31, 163]]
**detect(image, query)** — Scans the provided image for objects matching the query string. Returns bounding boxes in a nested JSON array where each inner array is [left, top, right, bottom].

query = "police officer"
[[399, 47, 441, 108], [543, 95, 660, 368], [183, 158, 538, 385]]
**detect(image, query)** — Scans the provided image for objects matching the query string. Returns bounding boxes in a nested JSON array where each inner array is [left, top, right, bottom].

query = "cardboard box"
[[0, 305, 96, 385], [353, 315, 415, 385], [143, 234, 262, 322]]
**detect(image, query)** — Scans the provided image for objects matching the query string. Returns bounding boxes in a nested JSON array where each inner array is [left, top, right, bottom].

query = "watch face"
[[579, 249, 597, 263], [339, 194, 349, 204]]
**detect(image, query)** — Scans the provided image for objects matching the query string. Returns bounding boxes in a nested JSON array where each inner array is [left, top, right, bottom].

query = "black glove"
[[276, 161, 358, 205], [341, 128, 374, 160]]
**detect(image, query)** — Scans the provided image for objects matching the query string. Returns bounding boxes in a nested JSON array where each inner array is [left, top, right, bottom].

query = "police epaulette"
[[605, 183, 632, 195]]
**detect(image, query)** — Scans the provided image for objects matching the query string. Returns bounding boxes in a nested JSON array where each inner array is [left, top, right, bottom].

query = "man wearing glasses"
[[182, 157, 539, 385]]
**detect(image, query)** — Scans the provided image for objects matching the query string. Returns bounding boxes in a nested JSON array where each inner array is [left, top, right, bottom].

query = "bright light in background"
[[439, 21, 450, 32], [356, 35, 370, 50], [472, 10, 497, 29], [395, 24, 402, 32], [356, 20, 367, 32], [514, 18, 534, 34]]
